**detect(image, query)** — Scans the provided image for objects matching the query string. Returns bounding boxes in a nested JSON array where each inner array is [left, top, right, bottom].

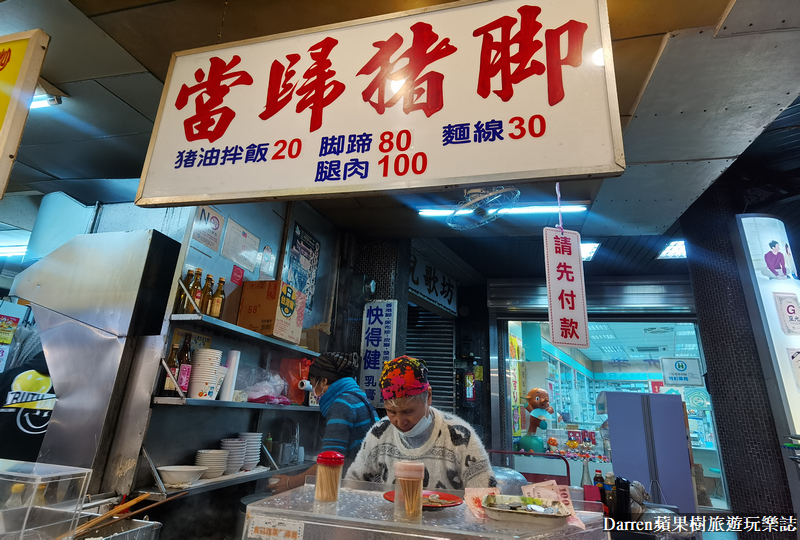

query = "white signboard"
[[191, 205, 224, 251], [136, 0, 624, 206], [660, 357, 703, 387], [220, 218, 260, 272], [543, 227, 588, 348], [360, 300, 397, 408], [409, 249, 457, 315]]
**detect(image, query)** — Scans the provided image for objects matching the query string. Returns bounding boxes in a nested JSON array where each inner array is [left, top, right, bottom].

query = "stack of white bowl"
[[238, 432, 262, 470], [195, 449, 228, 479], [188, 349, 223, 399], [220, 438, 246, 474]]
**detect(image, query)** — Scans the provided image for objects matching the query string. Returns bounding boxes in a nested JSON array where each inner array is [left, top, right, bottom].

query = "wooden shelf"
[[136, 462, 314, 501], [152, 397, 320, 413], [170, 314, 319, 357]]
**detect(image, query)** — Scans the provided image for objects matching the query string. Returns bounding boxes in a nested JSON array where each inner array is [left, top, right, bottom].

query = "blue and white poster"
[[360, 300, 397, 408]]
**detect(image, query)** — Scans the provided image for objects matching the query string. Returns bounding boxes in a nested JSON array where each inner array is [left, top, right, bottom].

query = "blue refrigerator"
[[600, 391, 697, 513]]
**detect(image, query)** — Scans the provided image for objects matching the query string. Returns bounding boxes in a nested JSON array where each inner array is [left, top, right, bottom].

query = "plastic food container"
[[315, 451, 345, 502], [394, 461, 425, 520]]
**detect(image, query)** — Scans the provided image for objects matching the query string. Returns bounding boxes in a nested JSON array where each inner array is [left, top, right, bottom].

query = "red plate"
[[383, 490, 464, 508]]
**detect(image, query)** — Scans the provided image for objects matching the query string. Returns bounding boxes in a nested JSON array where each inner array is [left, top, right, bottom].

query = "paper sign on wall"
[[221, 219, 260, 272], [543, 227, 589, 348], [360, 300, 397, 408], [191, 205, 224, 252], [660, 357, 703, 387], [136, 0, 624, 207]]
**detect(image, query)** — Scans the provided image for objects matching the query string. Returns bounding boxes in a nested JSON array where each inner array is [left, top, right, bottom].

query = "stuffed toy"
[[525, 387, 554, 435]]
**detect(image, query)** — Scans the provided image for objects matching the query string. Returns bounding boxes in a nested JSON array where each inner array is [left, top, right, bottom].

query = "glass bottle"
[[174, 269, 194, 314], [33, 484, 46, 506], [210, 278, 226, 318], [5, 484, 24, 508], [162, 345, 180, 397], [580, 458, 593, 486], [200, 275, 214, 315], [184, 268, 203, 314], [177, 333, 193, 393], [604, 471, 617, 515]]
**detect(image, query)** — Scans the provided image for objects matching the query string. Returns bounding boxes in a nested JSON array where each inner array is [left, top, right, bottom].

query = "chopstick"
[[59, 492, 151, 540], [75, 491, 188, 539]]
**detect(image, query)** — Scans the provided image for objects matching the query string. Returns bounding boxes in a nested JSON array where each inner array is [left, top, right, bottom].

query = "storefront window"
[[504, 320, 728, 510]]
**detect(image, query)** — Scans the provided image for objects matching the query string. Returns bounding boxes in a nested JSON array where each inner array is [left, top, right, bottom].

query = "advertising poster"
[[360, 300, 397, 408], [287, 223, 320, 312], [738, 215, 800, 434]]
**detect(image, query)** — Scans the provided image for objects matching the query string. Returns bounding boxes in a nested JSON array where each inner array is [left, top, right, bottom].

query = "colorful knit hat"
[[309, 352, 358, 381], [380, 356, 430, 400]]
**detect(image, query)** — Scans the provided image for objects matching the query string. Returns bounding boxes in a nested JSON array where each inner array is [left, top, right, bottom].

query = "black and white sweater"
[[346, 407, 496, 490]]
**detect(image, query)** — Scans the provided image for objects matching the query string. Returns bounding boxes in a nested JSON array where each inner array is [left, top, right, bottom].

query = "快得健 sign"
[[543, 226, 588, 348], [136, 0, 624, 207], [0, 30, 50, 200], [360, 300, 397, 408]]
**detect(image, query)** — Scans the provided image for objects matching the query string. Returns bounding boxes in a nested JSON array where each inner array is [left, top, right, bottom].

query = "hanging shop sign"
[[409, 249, 457, 315], [136, 0, 624, 207], [660, 357, 703, 387], [543, 227, 588, 348], [360, 300, 397, 408], [0, 30, 50, 200]]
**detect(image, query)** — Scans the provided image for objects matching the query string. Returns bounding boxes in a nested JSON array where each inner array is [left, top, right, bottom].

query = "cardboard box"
[[300, 324, 331, 353], [237, 281, 307, 344]]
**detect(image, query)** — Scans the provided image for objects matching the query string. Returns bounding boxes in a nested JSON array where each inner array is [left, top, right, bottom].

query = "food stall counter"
[[242, 480, 604, 540]]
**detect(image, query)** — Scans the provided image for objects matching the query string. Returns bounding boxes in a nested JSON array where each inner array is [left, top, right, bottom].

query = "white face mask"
[[399, 411, 432, 439]]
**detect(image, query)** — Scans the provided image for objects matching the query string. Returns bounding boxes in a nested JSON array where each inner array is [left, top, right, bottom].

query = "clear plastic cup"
[[394, 461, 425, 520]]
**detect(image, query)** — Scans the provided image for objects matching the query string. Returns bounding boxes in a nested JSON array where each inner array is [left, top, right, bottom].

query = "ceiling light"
[[675, 343, 698, 351], [600, 345, 625, 353], [499, 205, 587, 214], [0, 246, 27, 257], [592, 48, 605, 66], [581, 242, 600, 261], [29, 94, 62, 109], [588, 323, 610, 331], [590, 334, 615, 340], [417, 204, 587, 218], [658, 240, 686, 259], [418, 209, 454, 217]]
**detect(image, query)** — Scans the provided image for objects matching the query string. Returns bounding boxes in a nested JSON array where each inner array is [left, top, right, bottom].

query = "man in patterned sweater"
[[347, 356, 496, 490]]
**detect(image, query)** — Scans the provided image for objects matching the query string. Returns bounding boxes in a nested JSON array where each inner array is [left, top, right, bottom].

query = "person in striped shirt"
[[271, 352, 379, 493]]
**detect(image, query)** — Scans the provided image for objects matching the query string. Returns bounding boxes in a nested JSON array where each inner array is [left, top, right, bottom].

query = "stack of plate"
[[195, 449, 229, 479], [188, 349, 223, 399], [220, 438, 246, 474], [238, 432, 262, 470]]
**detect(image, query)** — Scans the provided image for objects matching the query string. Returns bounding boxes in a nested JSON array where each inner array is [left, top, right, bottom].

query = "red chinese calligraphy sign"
[[543, 227, 588, 348], [138, 0, 623, 207]]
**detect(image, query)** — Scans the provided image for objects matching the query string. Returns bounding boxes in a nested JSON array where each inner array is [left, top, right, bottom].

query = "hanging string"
[[556, 182, 564, 235]]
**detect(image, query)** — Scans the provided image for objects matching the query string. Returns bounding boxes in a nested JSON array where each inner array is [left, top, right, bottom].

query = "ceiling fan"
[[445, 186, 521, 230]]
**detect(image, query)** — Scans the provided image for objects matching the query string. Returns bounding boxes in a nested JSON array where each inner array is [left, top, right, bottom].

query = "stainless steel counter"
[[242, 481, 605, 540]]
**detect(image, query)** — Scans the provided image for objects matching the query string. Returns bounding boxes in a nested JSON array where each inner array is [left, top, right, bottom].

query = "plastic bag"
[[238, 367, 288, 404], [280, 358, 312, 405]]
